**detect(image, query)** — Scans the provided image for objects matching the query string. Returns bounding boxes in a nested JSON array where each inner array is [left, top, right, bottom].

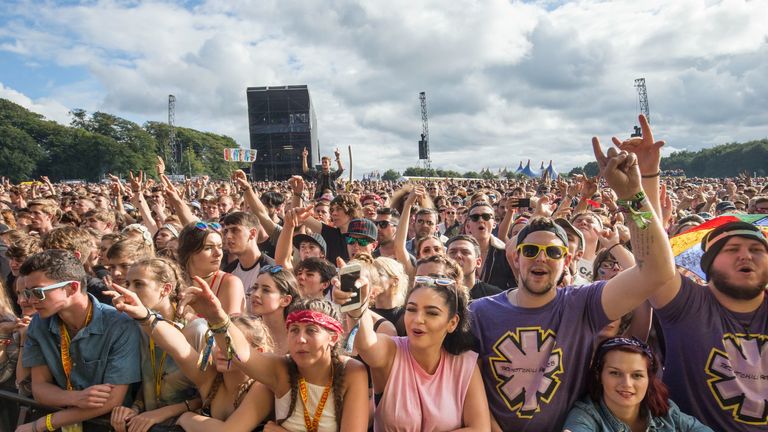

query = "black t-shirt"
[[305, 169, 343, 198], [470, 281, 504, 301], [321, 224, 349, 263], [371, 306, 406, 337]]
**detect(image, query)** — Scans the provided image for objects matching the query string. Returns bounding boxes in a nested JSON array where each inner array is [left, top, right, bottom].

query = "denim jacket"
[[563, 395, 713, 432]]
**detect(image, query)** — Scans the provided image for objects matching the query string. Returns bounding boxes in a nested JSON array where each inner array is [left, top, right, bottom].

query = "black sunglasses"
[[468, 213, 493, 222], [375, 220, 396, 229]]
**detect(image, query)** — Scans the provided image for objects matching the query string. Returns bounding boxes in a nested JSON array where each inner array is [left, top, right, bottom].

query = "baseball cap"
[[555, 218, 584, 251], [516, 218, 569, 248], [293, 232, 327, 255], [715, 201, 736, 213], [345, 218, 378, 242]]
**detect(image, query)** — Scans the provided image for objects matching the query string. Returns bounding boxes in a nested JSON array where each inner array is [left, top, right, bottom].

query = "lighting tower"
[[418, 91, 431, 169], [167, 95, 179, 175], [631, 78, 650, 137]]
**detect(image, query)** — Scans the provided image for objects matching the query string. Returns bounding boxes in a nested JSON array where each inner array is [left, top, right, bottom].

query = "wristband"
[[616, 191, 653, 230], [184, 399, 192, 411], [208, 316, 231, 334], [45, 413, 55, 431], [641, 171, 661, 178], [135, 307, 152, 323]]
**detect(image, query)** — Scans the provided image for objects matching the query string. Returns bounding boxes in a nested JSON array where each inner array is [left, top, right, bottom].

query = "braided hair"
[[277, 298, 346, 431]]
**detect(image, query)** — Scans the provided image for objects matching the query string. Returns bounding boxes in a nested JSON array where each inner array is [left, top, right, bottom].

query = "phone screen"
[[516, 198, 531, 208], [339, 269, 361, 310]]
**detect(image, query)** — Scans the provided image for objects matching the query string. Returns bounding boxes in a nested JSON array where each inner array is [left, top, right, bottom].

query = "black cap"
[[700, 221, 768, 280], [715, 201, 736, 213], [516, 219, 569, 247]]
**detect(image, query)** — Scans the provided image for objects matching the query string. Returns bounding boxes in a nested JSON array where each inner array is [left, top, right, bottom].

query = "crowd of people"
[[0, 114, 767, 431]]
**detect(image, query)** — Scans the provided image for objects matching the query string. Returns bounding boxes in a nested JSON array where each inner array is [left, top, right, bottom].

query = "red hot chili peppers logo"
[[706, 334, 768, 425], [488, 327, 563, 418]]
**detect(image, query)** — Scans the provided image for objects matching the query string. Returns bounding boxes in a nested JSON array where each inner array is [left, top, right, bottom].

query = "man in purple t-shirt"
[[470, 121, 677, 431], [652, 221, 768, 431]]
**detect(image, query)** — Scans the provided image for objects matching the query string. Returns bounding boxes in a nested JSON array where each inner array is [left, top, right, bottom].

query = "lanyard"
[[149, 338, 168, 402], [299, 371, 333, 432], [59, 301, 94, 390]]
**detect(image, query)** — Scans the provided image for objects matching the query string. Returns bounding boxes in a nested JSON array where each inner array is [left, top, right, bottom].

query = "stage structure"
[[631, 78, 650, 137], [246, 85, 319, 180]]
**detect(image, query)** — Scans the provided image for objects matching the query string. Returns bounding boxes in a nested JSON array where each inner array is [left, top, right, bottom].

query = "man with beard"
[[651, 222, 768, 431], [469, 117, 677, 431]]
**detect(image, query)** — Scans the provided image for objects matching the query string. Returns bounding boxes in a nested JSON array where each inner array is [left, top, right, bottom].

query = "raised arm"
[[160, 173, 197, 226], [128, 171, 160, 234], [231, 170, 280, 235], [179, 276, 288, 391], [334, 147, 344, 174], [593, 128, 677, 321], [301, 147, 310, 174], [394, 187, 421, 277], [105, 284, 216, 390], [612, 115, 665, 219]]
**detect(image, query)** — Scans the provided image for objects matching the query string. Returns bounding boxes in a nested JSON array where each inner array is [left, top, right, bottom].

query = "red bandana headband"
[[286, 310, 344, 335]]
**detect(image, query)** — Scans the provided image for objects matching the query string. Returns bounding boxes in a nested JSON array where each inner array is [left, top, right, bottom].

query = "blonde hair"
[[374, 257, 408, 306]]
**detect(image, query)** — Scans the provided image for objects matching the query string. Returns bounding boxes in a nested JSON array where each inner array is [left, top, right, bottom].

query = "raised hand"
[[289, 175, 304, 195], [231, 169, 251, 190], [302, 147, 309, 158], [104, 283, 148, 319], [129, 171, 144, 194], [156, 156, 166, 176], [334, 148, 341, 160], [592, 137, 642, 200], [611, 114, 664, 176], [178, 276, 226, 323]]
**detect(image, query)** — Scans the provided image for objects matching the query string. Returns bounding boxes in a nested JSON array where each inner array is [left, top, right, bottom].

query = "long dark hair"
[[176, 223, 221, 274], [278, 298, 345, 431], [588, 337, 670, 417], [411, 255, 474, 355]]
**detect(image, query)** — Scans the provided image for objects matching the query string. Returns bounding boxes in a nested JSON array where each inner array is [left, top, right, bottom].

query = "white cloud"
[[0, 82, 72, 124], [1, 0, 767, 175]]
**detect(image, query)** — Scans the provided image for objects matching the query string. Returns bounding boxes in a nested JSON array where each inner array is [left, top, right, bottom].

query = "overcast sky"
[[1, 0, 767, 175]]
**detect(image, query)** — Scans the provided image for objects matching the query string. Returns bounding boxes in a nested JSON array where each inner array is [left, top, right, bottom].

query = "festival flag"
[[671, 213, 768, 281]]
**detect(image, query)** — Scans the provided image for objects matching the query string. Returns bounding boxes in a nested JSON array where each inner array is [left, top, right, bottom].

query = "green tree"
[[0, 125, 44, 182], [381, 169, 401, 181]]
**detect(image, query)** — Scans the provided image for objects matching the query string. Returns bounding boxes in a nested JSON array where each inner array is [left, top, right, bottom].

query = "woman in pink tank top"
[[334, 256, 490, 431]]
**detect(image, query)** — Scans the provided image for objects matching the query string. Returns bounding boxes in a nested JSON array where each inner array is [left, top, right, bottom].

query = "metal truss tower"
[[167, 95, 180, 175], [418, 91, 431, 169], [631, 78, 650, 137]]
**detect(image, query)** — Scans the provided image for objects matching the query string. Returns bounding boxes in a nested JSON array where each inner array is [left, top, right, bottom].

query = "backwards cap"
[[700, 221, 768, 280]]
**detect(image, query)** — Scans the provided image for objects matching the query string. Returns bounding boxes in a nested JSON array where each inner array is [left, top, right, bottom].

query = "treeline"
[[0, 99, 245, 182], [575, 139, 768, 178]]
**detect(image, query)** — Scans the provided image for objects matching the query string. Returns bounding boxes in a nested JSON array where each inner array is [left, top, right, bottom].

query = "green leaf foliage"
[[0, 98, 246, 182]]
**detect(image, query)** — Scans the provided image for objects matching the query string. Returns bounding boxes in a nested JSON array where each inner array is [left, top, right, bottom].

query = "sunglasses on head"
[[413, 275, 459, 312], [468, 213, 493, 222], [194, 221, 221, 231], [345, 236, 374, 247], [516, 243, 568, 260], [375, 220, 396, 229], [259, 264, 284, 274], [23, 280, 75, 301]]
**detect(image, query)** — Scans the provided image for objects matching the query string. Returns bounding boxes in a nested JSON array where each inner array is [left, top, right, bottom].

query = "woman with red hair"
[[563, 337, 712, 431]]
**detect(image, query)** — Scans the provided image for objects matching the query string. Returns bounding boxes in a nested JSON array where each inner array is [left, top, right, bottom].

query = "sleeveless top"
[[274, 359, 350, 432], [197, 271, 228, 318], [374, 337, 478, 432]]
